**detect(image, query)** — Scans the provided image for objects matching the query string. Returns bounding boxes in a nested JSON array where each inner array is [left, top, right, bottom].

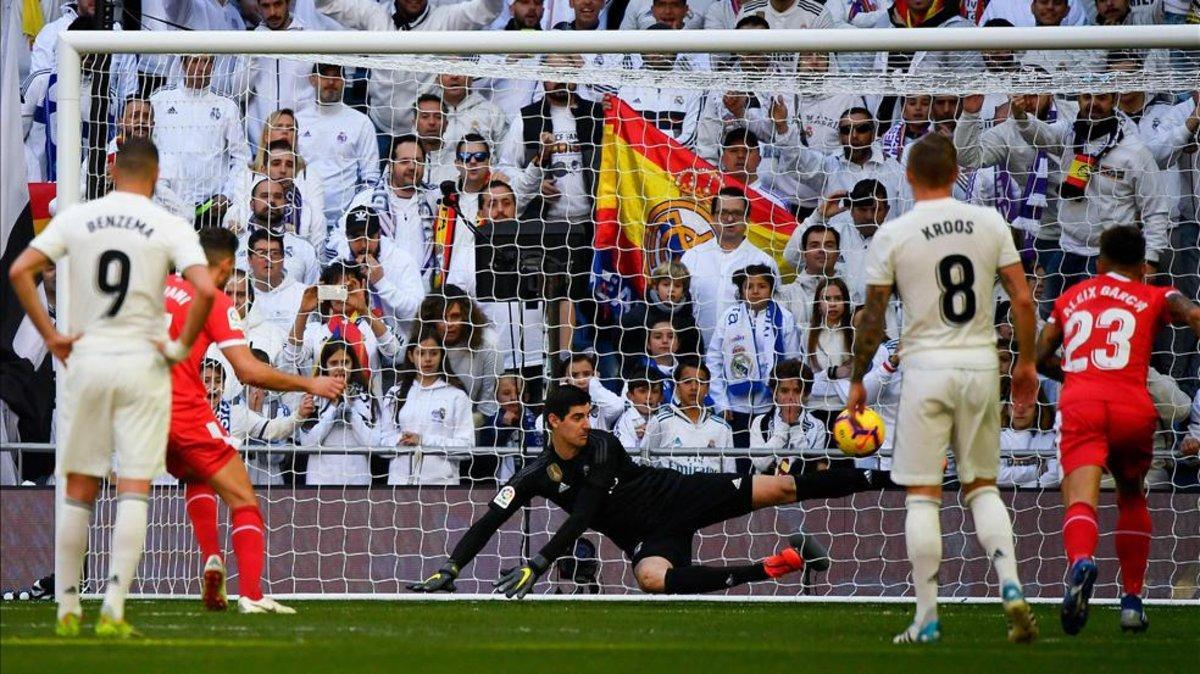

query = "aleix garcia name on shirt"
[[921, 219, 974, 241], [87, 215, 155, 238]]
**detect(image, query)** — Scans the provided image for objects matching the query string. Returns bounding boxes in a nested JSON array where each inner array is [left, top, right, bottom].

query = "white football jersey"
[[30, 191, 206, 355], [863, 196, 1020, 369]]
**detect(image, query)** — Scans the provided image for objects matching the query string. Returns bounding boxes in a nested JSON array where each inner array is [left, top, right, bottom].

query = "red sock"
[[1115, 492, 1152, 596], [231, 505, 265, 601], [1062, 501, 1098, 565], [185, 483, 221, 560]]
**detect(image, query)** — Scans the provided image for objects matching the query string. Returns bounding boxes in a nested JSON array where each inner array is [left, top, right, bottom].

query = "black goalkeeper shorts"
[[629, 472, 754, 568]]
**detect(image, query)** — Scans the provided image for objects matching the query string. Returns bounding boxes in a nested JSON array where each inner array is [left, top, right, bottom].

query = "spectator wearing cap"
[[233, 176, 321, 285], [338, 135, 436, 283], [680, 186, 778, 348], [337, 206, 426, 333], [313, 0, 506, 138], [149, 54, 250, 215], [297, 64, 381, 230]]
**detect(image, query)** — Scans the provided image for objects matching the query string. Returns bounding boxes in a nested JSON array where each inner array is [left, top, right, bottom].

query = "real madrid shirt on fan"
[[163, 275, 248, 423], [296, 102, 381, 225], [29, 191, 207, 356], [149, 85, 249, 205], [642, 404, 736, 474], [863, 196, 1020, 370]]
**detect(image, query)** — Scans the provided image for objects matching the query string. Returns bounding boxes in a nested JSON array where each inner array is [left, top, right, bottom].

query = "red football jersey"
[[1049, 272, 1179, 404], [163, 275, 247, 421]]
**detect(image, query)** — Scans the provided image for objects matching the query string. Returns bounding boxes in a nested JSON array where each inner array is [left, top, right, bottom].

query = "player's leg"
[[631, 535, 808, 594], [748, 469, 885, 509], [182, 479, 226, 611], [889, 373, 953, 644], [1057, 400, 1109, 636], [1108, 406, 1157, 633], [99, 358, 171, 638], [954, 370, 1035, 643], [205, 454, 293, 614], [55, 473, 102, 636], [169, 427, 233, 610]]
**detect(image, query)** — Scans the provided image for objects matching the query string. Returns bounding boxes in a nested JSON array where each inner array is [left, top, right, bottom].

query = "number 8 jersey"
[[863, 197, 1021, 370], [1049, 272, 1179, 405], [28, 192, 206, 355]]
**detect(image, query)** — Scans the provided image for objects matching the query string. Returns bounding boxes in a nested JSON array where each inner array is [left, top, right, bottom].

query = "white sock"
[[55, 498, 93, 620], [101, 493, 149, 621], [966, 486, 1020, 591], [905, 495, 942, 627]]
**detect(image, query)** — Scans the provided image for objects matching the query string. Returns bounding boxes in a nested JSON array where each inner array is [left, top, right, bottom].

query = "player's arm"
[[165, 264, 217, 362], [846, 284, 892, 414], [998, 261, 1039, 413], [7, 248, 77, 362], [1166, 292, 1200, 337], [221, 343, 342, 400], [408, 473, 537, 593], [496, 481, 606, 599], [1035, 320, 1065, 382]]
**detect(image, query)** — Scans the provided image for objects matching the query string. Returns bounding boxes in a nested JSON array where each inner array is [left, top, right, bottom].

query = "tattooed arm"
[[1166, 292, 1200, 337], [846, 284, 892, 415], [997, 261, 1039, 414]]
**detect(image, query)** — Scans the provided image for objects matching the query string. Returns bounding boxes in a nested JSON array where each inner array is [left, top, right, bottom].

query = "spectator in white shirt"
[[210, 269, 290, 400], [804, 277, 854, 415], [243, 0, 319, 145], [380, 329, 476, 485], [612, 369, 666, 452], [245, 229, 309, 333], [437, 72, 511, 151], [150, 53, 249, 214], [415, 94, 457, 186], [622, 0, 708, 29], [297, 63, 381, 229], [997, 390, 1061, 488], [300, 340, 378, 486], [643, 358, 738, 474], [680, 186, 778, 347], [233, 177, 322, 285], [823, 178, 891, 300], [748, 359, 830, 474], [559, 351, 627, 431], [779, 223, 841, 326], [339, 206, 426, 333], [417, 288, 506, 419], [232, 134, 329, 258]]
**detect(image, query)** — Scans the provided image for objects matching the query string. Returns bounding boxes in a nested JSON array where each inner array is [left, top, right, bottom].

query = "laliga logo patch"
[[547, 463, 563, 482], [492, 485, 516, 508]]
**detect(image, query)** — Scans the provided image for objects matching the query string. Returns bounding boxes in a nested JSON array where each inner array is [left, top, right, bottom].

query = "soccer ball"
[[833, 408, 885, 458]]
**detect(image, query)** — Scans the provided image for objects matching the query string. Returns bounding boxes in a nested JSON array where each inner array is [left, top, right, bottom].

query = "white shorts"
[[59, 351, 170, 480], [891, 368, 1000, 487]]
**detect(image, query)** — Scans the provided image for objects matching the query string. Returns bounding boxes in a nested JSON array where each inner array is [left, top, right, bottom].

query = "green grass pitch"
[[2, 600, 1196, 673]]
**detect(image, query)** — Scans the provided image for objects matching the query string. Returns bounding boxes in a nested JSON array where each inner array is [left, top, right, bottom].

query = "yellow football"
[[833, 408, 885, 458]]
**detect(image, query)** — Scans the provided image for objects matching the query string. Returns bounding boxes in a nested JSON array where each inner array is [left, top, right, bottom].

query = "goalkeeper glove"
[[494, 556, 547, 599], [407, 562, 459, 593]]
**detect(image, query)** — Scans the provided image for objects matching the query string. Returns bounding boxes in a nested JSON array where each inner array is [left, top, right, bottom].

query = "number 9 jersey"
[[1049, 272, 1180, 478]]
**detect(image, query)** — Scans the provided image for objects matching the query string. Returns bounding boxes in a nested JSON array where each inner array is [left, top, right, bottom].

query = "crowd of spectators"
[[5, 0, 1199, 488]]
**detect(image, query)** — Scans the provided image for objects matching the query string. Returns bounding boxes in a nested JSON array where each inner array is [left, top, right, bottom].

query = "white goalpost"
[[44, 24, 1200, 604]]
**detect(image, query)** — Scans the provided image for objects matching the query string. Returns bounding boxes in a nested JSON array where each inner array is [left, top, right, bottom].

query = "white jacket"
[[314, 0, 505, 136], [297, 102, 381, 226], [331, 237, 426, 332], [613, 405, 655, 452], [149, 84, 250, 204], [336, 183, 436, 279], [251, 277, 308, 334], [679, 237, 778, 346], [283, 316, 402, 401], [234, 227, 321, 285], [301, 390, 378, 486], [227, 167, 329, 258], [441, 91, 511, 149], [241, 18, 319, 145], [643, 404, 737, 474], [706, 300, 802, 415], [380, 379, 475, 485], [748, 408, 829, 473]]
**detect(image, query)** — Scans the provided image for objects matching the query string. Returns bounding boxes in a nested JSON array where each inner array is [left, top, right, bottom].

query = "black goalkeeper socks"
[[791, 468, 878, 501], [663, 564, 769, 594]]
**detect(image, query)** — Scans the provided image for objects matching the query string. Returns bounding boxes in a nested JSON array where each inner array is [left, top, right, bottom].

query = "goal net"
[[38, 25, 1200, 601]]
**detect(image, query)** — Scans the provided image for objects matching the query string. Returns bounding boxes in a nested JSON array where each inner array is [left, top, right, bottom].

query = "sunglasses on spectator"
[[838, 122, 874, 135], [456, 150, 490, 163]]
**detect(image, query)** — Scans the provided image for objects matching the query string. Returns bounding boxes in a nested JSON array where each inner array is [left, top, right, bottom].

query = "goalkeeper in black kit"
[[410, 385, 889, 598]]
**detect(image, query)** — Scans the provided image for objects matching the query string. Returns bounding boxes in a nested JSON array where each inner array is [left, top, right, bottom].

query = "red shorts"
[[1058, 397, 1157, 480], [167, 414, 239, 484]]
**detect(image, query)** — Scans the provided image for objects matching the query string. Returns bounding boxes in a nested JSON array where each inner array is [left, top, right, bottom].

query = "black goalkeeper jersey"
[[448, 430, 693, 568]]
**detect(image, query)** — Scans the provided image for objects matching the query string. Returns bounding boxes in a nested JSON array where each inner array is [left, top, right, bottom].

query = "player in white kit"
[[8, 138, 217, 638], [844, 135, 1040, 645]]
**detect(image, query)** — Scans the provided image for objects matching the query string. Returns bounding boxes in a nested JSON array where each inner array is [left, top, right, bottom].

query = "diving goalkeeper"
[[410, 384, 887, 598]]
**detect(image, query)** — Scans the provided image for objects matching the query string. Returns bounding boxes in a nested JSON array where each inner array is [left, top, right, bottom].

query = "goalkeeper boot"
[[1001, 581, 1038, 644], [55, 612, 81, 638], [893, 620, 941, 645], [238, 595, 296, 615], [95, 609, 143, 639], [1060, 557, 1098, 636], [202, 555, 228, 612], [1119, 594, 1149, 634], [788, 532, 831, 573]]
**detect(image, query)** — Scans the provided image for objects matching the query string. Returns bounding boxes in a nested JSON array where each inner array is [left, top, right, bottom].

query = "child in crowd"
[[613, 369, 666, 452], [643, 359, 736, 475]]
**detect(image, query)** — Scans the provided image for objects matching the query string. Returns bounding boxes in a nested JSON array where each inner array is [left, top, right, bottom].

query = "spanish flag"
[[592, 96, 798, 318]]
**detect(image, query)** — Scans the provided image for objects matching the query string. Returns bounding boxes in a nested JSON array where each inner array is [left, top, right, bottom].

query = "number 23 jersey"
[[28, 191, 206, 355], [863, 197, 1020, 370], [1050, 272, 1179, 405]]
